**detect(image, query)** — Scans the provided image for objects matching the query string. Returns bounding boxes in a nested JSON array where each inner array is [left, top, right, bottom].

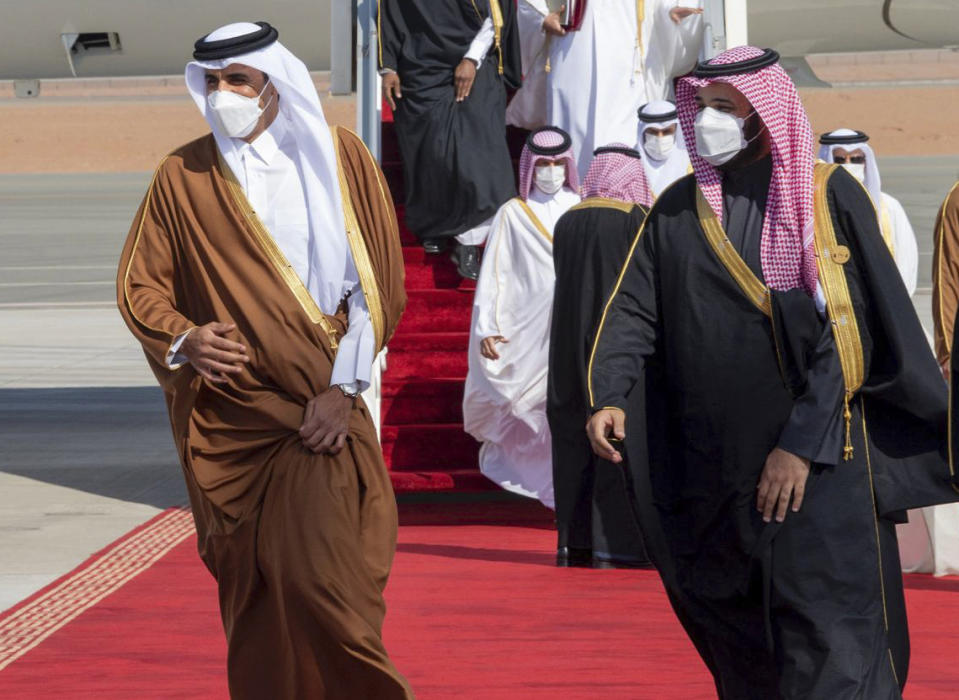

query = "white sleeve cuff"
[[465, 17, 495, 68], [329, 292, 376, 394], [165, 328, 193, 369]]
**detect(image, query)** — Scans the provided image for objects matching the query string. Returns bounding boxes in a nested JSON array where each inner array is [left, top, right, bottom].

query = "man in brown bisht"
[[116, 21, 413, 699], [933, 179, 959, 378]]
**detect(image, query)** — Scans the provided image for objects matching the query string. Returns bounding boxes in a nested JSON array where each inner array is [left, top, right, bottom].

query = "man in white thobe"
[[819, 128, 919, 296], [636, 99, 691, 200], [508, 0, 704, 180], [463, 127, 581, 507]]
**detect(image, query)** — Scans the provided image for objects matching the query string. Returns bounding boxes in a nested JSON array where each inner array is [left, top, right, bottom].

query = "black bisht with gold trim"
[[587, 163, 958, 697], [547, 197, 652, 568]]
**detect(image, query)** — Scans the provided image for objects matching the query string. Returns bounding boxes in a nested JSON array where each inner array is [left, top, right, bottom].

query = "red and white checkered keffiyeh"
[[676, 46, 818, 294], [581, 144, 653, 207], [518, 127, 579, 201]]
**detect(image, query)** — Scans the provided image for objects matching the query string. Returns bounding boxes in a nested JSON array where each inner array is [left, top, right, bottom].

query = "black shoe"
[[452, 244, 481, 280], [556, 546, 593, 568], [422, 238, 445, 254], [591, 553, 654, 570]]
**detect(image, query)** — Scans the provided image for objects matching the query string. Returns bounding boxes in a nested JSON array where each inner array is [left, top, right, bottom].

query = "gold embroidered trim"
[[489, 0, 505, 75], [859, 401, 900, 685], [949, 375, 959, 495], [514, 198, 553, 243], [123, 156, 178, 338], [935, 181, 959, 357], [569, 197, 635, 214], [216, 152, 339, 350], [377, 0, 384, 68], [695, 186, 771, 318], [586, 217, 650, 406], [332, 126, 387, 351], [879, 201, 895, 258], [813, 162, 865, 460]]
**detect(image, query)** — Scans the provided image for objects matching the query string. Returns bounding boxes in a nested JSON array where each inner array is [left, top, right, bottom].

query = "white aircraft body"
[[0, 1, 956, 81]]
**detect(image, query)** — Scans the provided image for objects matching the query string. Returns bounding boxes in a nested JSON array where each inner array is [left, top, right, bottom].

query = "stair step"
[[396, 289, 473, 333], [382, 392, 463, 426], [390, 469, 496, 494], [402, 246, 477, 291], [382, 423, 479, 471], [386, 333, 470, 380], [382, 377, 465, 397]]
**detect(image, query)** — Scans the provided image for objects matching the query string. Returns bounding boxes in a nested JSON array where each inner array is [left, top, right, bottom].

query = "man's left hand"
[[299, 387, 353, 455], [669, 6, 704, 23], [454, 59, 477, 102], [756, 447, 810, 523]]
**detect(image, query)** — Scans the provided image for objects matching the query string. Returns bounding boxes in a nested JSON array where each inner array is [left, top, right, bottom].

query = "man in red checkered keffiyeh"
[[585, 45, 958, 699], [676, 44, 817, 295], [581, 144, 654, 208]]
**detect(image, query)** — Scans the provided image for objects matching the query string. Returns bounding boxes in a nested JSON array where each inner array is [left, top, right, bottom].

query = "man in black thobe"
[[587, 47, 959, 699], [548, 145, 651, 568], [378, 0, 520, 279]]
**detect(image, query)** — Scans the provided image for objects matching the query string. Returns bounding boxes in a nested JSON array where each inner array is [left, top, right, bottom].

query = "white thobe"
[[463, 186, 581, 508], [508, 0, 703, 179], [640, 146, 691, 200], [879, 192, 918, 297], [167, 116, 375, 391]]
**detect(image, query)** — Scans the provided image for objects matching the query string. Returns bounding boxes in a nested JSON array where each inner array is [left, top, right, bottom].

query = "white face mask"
[[643, 131, 676, 161], [841, 162, 866, 183], [693, 106, 761, 167], [207, 78, 275, 139], [533, 163, 566, 195]]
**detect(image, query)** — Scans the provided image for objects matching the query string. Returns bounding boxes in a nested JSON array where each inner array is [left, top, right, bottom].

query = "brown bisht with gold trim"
[[117, 126, 412, 699], [933, 180, 959, 371], [588, 164, 959, 699]]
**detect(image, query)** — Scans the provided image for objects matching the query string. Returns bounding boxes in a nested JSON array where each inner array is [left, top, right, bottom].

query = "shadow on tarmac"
[[0, 386, 187, 508]]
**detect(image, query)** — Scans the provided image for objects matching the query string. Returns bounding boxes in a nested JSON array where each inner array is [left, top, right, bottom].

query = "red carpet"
[[380, 110, 530, 494], [2, 504, 959, 699]]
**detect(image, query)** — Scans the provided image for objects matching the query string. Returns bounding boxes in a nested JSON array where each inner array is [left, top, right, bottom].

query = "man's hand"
[[480, 335, 509, 360], [454, 59, 477, 102], [180, 322, 250, 383], [542, 6, 567, 37], [670, 6, 704, 24], [382, 71, 402, 110], [586, 408, 626, 464], [299, 387, 353, 455], [756, 447, 810, 523]]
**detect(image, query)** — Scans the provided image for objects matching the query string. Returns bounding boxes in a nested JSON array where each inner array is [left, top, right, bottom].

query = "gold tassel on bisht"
[[843, 394, 854, 461]]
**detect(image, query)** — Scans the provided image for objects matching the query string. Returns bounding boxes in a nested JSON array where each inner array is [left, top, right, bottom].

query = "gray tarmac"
[[1, 158, 957, 612]]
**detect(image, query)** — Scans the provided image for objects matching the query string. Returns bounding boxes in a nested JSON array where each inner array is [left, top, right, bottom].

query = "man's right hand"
[[586, 408, 626, 464], [480, 335, 509, 360], [382, 72, 402, 111], [180, 322, 250, 383], [542, 6, 567, 37]]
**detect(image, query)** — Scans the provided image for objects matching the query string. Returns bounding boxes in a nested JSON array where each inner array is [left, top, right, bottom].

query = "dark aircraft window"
[[72, 32, 122, 53]]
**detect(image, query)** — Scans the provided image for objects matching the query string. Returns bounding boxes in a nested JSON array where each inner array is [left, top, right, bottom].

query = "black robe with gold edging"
[[588, 163, 958, 700], [378, 0, 521, 242], [547, 197, 651, 567]]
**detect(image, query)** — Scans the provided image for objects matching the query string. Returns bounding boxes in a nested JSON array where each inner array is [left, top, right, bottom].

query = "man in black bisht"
[[548, 145, 653, 569], [586, 47, 959, 699], [378, 0, 520, 279]]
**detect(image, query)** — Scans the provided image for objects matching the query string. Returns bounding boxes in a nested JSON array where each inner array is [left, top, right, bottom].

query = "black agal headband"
[[193, 22, 279, 61]]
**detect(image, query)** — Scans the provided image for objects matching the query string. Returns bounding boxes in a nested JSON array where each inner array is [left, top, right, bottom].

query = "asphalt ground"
[[1, 158, 957, 611]]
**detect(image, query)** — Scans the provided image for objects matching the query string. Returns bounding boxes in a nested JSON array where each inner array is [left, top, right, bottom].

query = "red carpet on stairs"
[[380, 109, 484, 494], [380, 107, 531, 494], [3, 504, 959, 699]]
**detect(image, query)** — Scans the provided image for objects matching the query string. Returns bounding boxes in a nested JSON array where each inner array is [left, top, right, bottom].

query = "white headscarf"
[[636, 100, 690, 197], [818, 128, 882, 209], [185, 22, 350, 315]]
